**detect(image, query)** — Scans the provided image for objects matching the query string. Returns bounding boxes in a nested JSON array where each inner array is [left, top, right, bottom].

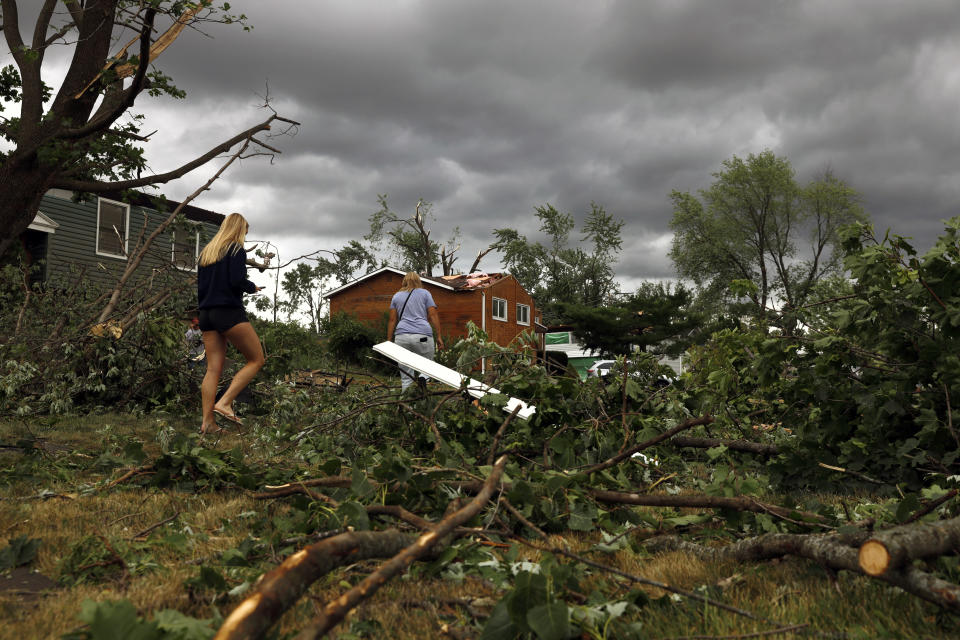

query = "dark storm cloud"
[[118, 0, 960, 290]]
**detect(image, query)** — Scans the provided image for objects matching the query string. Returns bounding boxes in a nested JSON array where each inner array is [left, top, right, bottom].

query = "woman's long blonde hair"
[[198, 213, 249, 267], [400, 271, 422, 291]]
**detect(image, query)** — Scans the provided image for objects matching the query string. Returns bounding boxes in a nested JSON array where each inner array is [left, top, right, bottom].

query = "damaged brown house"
[[324, 267, 540, 348]]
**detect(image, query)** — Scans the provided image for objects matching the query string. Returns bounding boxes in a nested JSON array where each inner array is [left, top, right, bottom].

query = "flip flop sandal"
[[213, 408, 244, 426]]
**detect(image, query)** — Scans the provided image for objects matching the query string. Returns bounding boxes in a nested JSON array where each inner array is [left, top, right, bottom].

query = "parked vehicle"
[[586, 358, 672, 387], [586, 359, 617, 378]]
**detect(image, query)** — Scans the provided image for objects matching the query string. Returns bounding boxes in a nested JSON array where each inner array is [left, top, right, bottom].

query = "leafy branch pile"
[[3, 217, 960, 638]]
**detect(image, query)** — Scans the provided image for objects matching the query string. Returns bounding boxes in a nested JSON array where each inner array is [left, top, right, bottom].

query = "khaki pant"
[[394, 333, 435, 391]]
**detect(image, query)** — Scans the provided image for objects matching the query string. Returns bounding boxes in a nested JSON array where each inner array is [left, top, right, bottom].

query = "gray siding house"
[[22, 189, 225, 308]]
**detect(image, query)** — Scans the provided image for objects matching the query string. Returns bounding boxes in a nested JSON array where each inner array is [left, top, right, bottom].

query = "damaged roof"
[[324, 267, 512, 298], [429, 271, 508, 290]]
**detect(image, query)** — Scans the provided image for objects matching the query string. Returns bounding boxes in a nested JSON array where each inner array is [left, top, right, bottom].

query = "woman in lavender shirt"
[[386, 272, 445, 391]]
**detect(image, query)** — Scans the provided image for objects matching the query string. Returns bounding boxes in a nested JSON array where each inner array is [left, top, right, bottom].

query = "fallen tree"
[[648, 531, 960, 613]]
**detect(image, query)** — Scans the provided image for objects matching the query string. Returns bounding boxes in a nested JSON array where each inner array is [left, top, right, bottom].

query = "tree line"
[[288, 148, 866, 358]]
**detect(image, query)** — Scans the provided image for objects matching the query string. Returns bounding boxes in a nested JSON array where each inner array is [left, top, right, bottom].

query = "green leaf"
[[186, 566, 228, 593], [706, 445, 728, 461], [567, 499, 597, 532], [526, 602, 571, 640], [78, 599, 163, 640], [508, 571, 548, 630], [0, 535, 40, 570], [153, 609, 216, 640], [337, 501, 371, 531], [895, 494, 921, 523], [480, 598, 519, 640], [350, 466, 375, 498]]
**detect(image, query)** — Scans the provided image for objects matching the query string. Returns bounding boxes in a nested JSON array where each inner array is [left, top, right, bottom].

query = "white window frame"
[[516, 303, 530, 326], [95, 197, 130, 259], [492, 297, 508, 321], [171, 225, 201, 271]]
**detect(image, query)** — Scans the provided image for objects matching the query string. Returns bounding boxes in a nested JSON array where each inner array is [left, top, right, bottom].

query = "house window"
[[516, 303, 530, 326], [96, 198, 129, 258], [492, 297, 507, 321], [172, 227, 200, 270]]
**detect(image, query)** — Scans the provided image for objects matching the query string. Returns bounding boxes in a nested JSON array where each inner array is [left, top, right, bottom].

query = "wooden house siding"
[[36, 192, 220, 294], [328, 270, 404, 334], [326, 269, 537, 348], [482, 275, 536, 346]]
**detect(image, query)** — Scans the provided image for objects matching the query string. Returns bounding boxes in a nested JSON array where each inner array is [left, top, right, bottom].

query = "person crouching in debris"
[[386, 271, 444, 392], [196, 213, 265, 434]]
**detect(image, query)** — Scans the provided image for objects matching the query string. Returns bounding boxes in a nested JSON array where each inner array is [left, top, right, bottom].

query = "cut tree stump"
[[858, 515, 960, 576]]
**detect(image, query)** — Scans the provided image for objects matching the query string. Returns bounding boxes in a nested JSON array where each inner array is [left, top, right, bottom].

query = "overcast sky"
[[13, 0, 960, 293]]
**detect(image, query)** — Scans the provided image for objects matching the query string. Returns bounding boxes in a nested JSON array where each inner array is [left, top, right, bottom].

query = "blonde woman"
[[386, 272, 444, 391], [196, 213, 265, 434]]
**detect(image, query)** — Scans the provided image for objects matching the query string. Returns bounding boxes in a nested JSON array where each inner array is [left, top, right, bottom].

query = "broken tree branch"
[[578, 414, 714, 475], [295, 455, 509, 640], [670, 436, 779, 456], [215, 456, 508, 640], [589, 490, 831, 527], [212, 530, 418, 640], [487, 405, 522, 465]]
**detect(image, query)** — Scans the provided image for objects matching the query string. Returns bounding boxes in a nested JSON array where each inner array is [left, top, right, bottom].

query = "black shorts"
[[199, 307, 249, 333]]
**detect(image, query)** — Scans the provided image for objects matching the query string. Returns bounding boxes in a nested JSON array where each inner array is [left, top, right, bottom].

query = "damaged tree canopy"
[[0, 0, 294, 258]]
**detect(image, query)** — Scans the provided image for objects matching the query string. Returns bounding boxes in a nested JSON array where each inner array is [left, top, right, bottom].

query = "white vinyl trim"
[[492, 296, 507, 321], [323, 266, 456, 298], [28, 211, 59, 233], [373, 341, 536, 419], [516, 303, 530, 326]]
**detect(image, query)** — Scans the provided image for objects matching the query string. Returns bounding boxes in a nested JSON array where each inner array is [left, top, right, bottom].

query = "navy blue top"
[[197, 244, 257, 309]]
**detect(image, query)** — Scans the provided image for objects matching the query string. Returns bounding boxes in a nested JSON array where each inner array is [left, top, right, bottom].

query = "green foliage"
[[148, 434, 259, 490], [681, 216, 960, 488], [0, 274, 197, 415], [64, 598, 215, 640], [277, 240, 376, 332], [322, 311, 383, 366], [494, 203, 624, 322], [670, 151, 866, 325], [59, 535, 130, 586], [562, 281, 717, 357], [253, 318, 327, 379], [0, 535, 40, 571], [365, 195, 460, 275]]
